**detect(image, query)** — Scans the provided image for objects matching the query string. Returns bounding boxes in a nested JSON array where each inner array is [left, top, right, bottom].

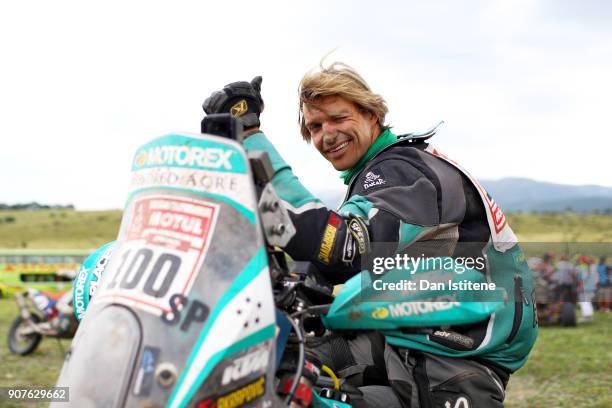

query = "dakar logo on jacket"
[[363, 171, 386, 190]]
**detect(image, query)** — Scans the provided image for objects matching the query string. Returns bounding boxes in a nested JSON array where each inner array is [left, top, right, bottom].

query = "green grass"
[[0, 210, 611, 406], [505, 312, 612, 408], [507, 212, 612, 243], [1, 209, 611, 249], [0, 297, 610, 407], [0, 209, 122, 249]]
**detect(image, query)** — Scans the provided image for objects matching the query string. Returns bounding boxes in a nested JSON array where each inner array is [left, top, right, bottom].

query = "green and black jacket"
[[244, 129, 538, 373]]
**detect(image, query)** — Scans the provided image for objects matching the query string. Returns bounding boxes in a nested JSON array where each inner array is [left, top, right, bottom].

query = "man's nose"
[[322, 121, 337, 135], [321, 122, 337, 145], [322, 132, 337, 148]]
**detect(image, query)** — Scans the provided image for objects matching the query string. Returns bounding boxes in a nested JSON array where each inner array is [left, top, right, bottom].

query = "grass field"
[[0, 297, 610, 407], [506, 212, 612, 243], [0, 209, 122, 249], [0, 209, 611, 250], [0, 210, 611, 406]]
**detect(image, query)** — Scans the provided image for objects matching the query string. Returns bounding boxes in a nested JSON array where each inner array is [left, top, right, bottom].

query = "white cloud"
[[0, 0, 610, 209]]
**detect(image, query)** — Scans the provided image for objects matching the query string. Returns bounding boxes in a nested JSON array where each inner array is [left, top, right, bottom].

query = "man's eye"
[[333, 116, 347, 123], [309, 124, 321, 131]]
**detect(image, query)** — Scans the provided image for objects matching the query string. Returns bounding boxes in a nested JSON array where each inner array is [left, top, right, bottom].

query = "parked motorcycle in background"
[[7, 286, 78, 355]]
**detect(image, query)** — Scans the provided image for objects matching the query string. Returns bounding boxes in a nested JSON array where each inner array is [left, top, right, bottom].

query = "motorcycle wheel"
[[8, 315, 43, 355]]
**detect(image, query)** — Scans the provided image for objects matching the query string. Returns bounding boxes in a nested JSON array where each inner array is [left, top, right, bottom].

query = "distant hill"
[[481, 178, 612, 213], [314, 177, 612, 213], [0, 202, 74, 211]]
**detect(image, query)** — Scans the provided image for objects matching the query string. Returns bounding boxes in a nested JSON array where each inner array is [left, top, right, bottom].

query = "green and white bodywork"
[[55, 133, 284, 407]]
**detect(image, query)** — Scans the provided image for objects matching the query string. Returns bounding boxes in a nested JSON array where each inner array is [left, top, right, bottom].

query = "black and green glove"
[[202, 76, 264, 129]]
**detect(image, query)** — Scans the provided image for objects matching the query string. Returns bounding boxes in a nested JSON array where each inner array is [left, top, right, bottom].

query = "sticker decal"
[[88, 245, 114, 298], [431, 330, 475, 349], [133, 346, 159, 396], [318, 213, 341, 264], [133, 145, 234, 171], [347, 218, 370, 255], [96, 195, 219, 315], [197, 376, 266, 408], [371, 307, 389, 320], [221, 348, 269, 386], [160, 294, 210, 332]]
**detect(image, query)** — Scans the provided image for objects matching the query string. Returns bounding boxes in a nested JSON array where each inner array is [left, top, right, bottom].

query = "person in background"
[[554, 254, 577, 303], [532, 253, 556, 323], [576, 256, 598, 323], [596, 256, 611, 312]]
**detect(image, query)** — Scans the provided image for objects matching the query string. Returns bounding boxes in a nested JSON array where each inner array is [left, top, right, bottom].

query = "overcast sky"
[[1, 0, 610, 210]]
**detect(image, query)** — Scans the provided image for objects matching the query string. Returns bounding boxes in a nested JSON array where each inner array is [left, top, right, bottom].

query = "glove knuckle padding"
[[202, 77, 264, 129]]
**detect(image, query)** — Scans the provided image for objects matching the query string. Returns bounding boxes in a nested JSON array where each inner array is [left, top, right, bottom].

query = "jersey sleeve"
[[243, 132, 438, 283]]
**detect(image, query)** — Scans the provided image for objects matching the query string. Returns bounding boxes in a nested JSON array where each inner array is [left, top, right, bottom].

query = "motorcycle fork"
[[14, 292, 49, 335]]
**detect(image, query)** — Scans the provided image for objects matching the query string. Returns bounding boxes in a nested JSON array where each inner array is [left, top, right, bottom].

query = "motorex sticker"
[[132, 134, 247, 174]]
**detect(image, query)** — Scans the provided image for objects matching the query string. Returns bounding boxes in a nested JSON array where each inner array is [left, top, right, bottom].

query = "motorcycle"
[[8, 287, 78, 355], [54, 115, 504, 407]]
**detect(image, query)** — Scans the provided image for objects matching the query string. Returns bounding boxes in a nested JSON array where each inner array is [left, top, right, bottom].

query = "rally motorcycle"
[[53, 115, 505, 407], [8, 287, 78, 355]]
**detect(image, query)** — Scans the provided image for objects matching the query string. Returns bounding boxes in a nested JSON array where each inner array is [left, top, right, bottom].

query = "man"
[[554, 254, 577, 303], [204, 62, 538, 407]]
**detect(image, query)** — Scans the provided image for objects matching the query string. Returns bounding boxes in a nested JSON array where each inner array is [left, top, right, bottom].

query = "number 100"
[[106, 248, 182, 298]]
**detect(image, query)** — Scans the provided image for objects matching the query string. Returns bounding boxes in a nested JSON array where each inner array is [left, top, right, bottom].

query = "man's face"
[[303, 96, 379, 171]]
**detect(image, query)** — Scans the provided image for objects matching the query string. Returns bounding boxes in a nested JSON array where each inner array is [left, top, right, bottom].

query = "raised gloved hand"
[[202, 76, 264, 129]]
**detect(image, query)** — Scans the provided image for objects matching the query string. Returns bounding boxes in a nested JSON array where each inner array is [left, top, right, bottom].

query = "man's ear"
[[367, 112, 380, 135], [367, 111, 378, 127]]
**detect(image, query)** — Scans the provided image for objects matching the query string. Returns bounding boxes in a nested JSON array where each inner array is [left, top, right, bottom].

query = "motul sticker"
[[96, 195, 218, 315]]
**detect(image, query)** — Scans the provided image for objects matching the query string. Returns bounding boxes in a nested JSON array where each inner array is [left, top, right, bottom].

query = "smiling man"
[[203, 62, 537, 407], [303, 95, 380, 170]]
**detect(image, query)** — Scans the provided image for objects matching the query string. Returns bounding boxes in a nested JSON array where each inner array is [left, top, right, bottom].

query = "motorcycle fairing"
[[56, 133, 279, 407], [323, 260, 506, 330]]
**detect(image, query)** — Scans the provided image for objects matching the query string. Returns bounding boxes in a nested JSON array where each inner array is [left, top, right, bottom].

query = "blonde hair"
[[298, 61, 389, 142]]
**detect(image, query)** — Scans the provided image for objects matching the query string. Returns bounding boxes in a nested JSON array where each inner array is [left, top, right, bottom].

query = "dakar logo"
[[371, 307, 389, 320], [363, 171, 386, 189], [230, 99, 248, 117]]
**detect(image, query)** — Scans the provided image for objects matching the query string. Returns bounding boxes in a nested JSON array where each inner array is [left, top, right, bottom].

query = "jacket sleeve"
[[243, 132, 438, 284]]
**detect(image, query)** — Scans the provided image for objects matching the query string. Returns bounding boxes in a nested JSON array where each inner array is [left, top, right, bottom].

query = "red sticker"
[[328, 212, 342, 228], [97, 195, 219, 315]]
